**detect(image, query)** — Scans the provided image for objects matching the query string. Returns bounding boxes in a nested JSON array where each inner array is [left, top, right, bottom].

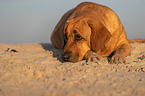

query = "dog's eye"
[[75, 35, 82, 41]]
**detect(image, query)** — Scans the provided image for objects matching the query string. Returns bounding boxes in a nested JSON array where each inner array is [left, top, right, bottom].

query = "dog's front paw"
[[84, 50, 103, 64], [110, 54, 126, 64]]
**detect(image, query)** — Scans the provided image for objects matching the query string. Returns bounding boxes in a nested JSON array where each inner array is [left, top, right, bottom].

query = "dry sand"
[[0, 43, 145, 96]]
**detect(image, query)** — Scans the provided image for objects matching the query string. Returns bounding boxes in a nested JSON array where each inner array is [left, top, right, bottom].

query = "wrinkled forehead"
[[66, 20, 91, 36]]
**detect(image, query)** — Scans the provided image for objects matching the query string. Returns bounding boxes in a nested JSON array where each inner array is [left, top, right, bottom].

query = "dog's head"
[[61, 17, 111, 62]]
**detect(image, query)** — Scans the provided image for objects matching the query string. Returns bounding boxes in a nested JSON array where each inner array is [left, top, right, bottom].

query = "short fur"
[[51, 2, 131, 63]]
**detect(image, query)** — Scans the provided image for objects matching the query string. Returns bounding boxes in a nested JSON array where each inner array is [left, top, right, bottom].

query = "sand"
[[0, 42, 145, 96]]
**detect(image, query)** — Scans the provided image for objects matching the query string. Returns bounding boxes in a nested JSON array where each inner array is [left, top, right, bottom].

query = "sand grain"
[[0, 43, 145, 96]]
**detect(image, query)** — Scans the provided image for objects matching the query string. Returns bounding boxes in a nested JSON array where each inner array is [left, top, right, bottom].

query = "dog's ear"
[[51, 24, 65, 49], [51, 9, 74, 49], [87, 20, 111, 52]]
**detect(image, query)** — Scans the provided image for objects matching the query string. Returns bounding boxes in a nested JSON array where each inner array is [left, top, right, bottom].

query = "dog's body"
[[51, 2, 131, 63]]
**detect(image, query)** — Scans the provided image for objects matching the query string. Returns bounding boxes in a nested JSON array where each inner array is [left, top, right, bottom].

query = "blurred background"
[[0, 0, 145, 44]]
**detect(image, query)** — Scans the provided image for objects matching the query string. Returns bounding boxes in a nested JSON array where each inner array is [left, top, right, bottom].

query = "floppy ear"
[[51, 9, 74, 49], [87, 20, 111, 52]]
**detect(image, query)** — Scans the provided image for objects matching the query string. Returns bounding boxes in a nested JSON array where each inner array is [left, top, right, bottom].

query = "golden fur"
[[51, 2, 132, 63]]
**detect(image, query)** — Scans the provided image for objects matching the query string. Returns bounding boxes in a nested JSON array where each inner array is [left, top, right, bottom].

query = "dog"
[[51, 2, 131, 63]]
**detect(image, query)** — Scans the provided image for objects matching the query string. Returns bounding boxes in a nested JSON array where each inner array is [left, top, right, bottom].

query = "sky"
[[0, 0, 145, 44]]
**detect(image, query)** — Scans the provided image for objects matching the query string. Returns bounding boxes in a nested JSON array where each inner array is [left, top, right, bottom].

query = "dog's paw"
[[84, 50, 103, 64], [110, 54, 126, 64]]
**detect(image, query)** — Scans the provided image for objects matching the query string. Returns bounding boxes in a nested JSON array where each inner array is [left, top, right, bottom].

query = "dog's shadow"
[[40, 43, 63, 62], [40, 43, 113, 63]]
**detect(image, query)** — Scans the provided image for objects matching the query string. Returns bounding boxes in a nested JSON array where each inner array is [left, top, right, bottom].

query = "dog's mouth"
[[61, 52, 79, 63]]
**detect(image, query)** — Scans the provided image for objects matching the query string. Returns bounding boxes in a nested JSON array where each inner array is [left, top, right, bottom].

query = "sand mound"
[[0, 43, 145, 96]]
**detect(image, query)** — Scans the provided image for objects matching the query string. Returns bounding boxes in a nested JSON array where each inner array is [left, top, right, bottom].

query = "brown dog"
[[51, 2, 131, 63]]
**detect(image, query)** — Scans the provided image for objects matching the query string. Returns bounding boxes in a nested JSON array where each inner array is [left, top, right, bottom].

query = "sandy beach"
[[0, 42, 145, 96]]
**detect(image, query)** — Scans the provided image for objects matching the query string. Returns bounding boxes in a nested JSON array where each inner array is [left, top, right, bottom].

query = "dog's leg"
[[110, 43, 131, 63], [84, 50, 104, 64], [128, 39, 145, 43]]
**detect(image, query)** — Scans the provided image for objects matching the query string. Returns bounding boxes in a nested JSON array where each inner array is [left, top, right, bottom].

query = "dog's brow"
[[73, 30, 77, 33]]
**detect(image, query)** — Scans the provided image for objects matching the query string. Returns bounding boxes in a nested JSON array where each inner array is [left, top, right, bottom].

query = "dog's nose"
[[62, 53, 70, 62]]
